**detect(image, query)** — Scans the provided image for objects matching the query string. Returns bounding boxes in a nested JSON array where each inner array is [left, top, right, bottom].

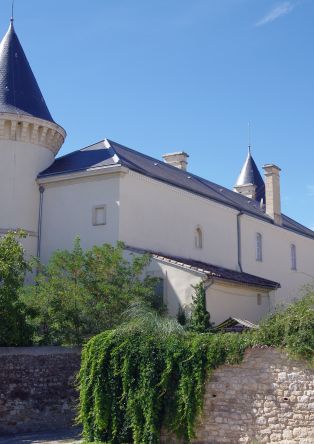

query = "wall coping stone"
[[0, 346, 81, 356]]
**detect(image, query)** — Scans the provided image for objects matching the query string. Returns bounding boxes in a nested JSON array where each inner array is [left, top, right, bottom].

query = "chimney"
[[162, 152, 189, 171], [262, 164, 282, 225]]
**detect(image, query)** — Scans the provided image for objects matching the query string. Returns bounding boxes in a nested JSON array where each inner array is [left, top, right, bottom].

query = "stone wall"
[[162, 347, 314, 444], [0, 347, 81, 435], [0, 346, 313, 442]]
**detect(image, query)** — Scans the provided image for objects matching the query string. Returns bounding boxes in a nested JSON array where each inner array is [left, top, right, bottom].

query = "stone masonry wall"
[[0, 346, 313, 441], [0, 347, 81, 435], [162, 348, 314, 444]]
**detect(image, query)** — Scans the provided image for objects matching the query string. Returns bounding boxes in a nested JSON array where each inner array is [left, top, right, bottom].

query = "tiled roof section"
[[39, 141, 119, 176], [38, 139, 314, 240], [281, 214, 314, 239], [127, 247, 280, 289], [214, 317, 259, 330], [235, 149, 265, 202], [110, 140, 271, 219], [0, 21, 54, 122]]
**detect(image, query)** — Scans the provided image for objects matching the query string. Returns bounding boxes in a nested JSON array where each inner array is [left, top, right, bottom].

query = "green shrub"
[[20, 239, 160, 346], [254, 292, 314, 361], [78, 293, 314, 443], [78, 318, 251, 444], [0, 231, 32, 346], [188, 283, 212, 333]]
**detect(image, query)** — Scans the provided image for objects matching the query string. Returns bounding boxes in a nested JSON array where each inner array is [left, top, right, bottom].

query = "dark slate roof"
[[0, 21, 54, 122], [234, 149, 265, 202], [39, 138, 314, 240], [214, 317, 259, 331], [126, 247, 280, 289]]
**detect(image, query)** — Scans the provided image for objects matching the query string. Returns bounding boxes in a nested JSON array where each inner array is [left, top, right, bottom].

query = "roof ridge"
[[109, 139, 267, 213]]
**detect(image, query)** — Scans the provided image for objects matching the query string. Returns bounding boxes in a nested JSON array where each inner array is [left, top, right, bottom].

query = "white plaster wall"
[[119, 172, 239, 269], [144, 258, 203, 316], [119, 170, 314, 308], [0, 140, 54, 256], [206, 283, 270, 324], [40, 175, 120, 263], [140, 256, 270, 324], [39, 167, 314, 312], [240, 215, 314, 307]]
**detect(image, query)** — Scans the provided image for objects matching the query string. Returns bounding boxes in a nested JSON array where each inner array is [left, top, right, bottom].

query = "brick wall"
[[162, 347, 314, 444], [0, 347, 81, 435]]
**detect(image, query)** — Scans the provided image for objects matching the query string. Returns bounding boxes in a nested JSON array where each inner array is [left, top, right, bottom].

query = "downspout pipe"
[[36, 185, 45, 259], [237, 211, 244, 272], [202, 276, 214, 315]]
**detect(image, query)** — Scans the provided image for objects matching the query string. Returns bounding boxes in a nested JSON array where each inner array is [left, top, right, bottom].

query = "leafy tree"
[[189, 283, 212, 333], [0, 231, 32, 346], [21, 239, 161, 345]]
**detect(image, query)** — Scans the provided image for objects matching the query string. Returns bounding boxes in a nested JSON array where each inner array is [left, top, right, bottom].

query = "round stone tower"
[[0, 19, 65, 256]]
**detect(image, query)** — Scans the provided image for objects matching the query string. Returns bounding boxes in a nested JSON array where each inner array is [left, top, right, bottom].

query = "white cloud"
[[255, 2, 295, 27]]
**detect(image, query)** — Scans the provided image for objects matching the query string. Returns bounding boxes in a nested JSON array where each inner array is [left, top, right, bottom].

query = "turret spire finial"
[[11, 0, 15, 23], [248, 121, 252, 155]]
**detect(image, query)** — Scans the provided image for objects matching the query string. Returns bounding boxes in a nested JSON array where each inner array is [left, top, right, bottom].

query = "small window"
[[152, 278, 164, 309], [154, 278, 164, 299], [257, 294, 262, 305], [92, 205, 106, 226], [291, 244, 297, 270], [256, 233, 262, 262], [195, 227, 203, 249]]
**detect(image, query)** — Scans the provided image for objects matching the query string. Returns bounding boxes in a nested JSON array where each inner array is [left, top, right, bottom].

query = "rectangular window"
[[256, 233, 263, 262], [257, 294, 262, 305], [92, 205, 106, 226]]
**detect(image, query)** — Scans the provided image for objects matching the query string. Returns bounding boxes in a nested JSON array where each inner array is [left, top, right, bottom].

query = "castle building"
[[1, 20, 314, 324]]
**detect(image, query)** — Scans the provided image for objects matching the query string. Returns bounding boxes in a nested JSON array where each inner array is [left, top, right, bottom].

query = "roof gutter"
[[37, 165, 129, 185], [237, 211, 244, 272]]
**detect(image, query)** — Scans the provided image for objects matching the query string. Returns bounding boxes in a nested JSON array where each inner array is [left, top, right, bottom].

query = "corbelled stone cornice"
[[0, 113, 66, 155]]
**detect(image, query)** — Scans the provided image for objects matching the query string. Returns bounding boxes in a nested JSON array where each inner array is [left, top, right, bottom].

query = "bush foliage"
[[20, 239, 160, 345], [188, 283, 212, 333], [79, 293, 314, 443], [0, 231, 32, 346], [78, 321, 250, 444], [253, 292, 314, 361]]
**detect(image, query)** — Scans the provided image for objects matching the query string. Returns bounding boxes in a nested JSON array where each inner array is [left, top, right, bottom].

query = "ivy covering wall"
[[78, 293, 313, 444]]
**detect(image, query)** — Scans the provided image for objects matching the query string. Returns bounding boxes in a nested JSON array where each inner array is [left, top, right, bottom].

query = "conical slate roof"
[[0, 20, 54, 122], [235, 149, 265, 202]]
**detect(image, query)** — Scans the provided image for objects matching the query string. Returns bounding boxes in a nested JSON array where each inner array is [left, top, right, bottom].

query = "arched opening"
[[195, 227, 203, 249], [291, 244, 297, 270]]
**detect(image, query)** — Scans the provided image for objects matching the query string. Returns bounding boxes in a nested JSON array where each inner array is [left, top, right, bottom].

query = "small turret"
[[0, 19, 65, 154], [234, 148, 265, 203], [0, 19, 66, 257]]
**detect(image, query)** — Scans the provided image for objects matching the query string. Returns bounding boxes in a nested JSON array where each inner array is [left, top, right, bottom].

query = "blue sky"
[[1, 0, 314, 228]]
